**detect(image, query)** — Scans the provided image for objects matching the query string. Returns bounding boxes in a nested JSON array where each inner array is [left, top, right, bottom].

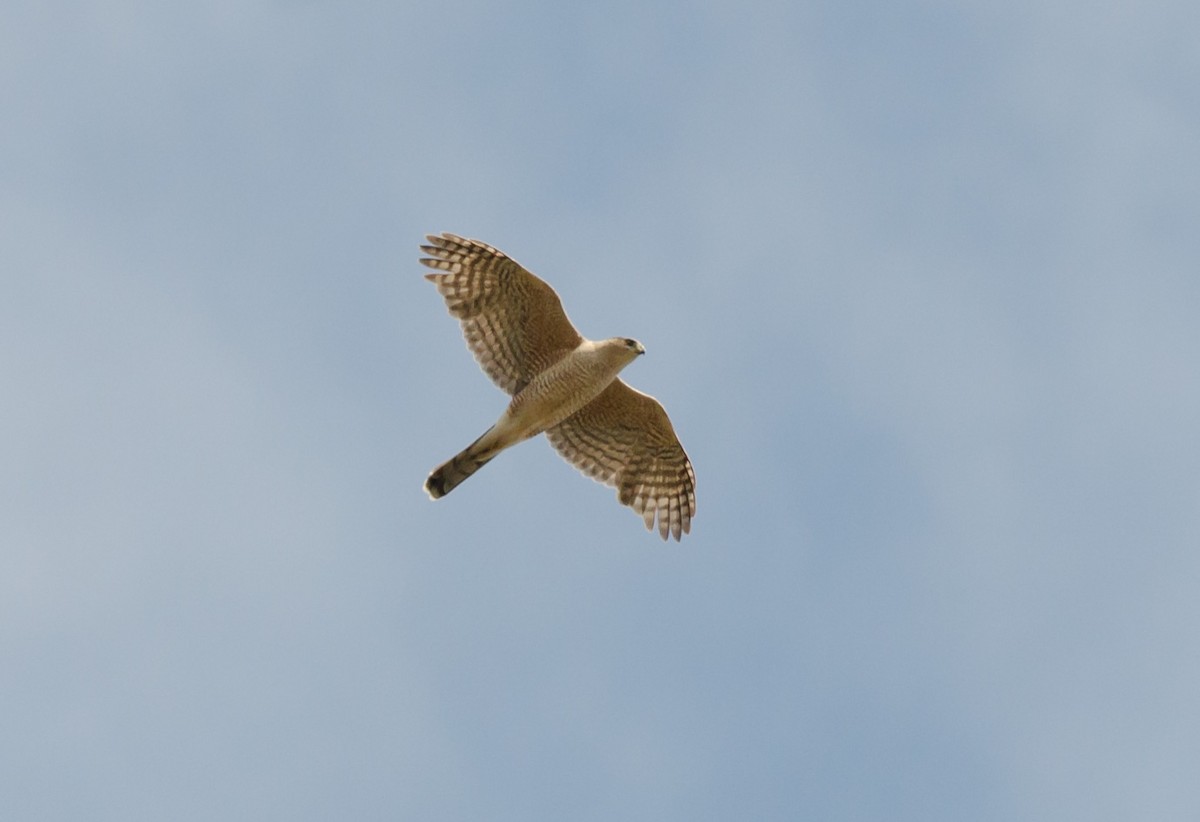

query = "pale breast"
[[506, 348, 622, 436]]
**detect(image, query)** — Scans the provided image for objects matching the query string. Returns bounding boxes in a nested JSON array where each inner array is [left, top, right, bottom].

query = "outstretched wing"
[[421, 233, 583, 395], [546, 379, 696, 541]]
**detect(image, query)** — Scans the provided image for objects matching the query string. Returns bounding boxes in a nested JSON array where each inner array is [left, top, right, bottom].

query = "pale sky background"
[[4, 1, 1200, 819]]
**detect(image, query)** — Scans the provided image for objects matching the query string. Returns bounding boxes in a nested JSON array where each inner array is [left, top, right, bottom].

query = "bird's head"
[[593, 337, 646, 369]]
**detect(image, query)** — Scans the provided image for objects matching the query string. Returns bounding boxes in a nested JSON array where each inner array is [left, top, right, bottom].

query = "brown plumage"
[[421, 233, 695, 540]]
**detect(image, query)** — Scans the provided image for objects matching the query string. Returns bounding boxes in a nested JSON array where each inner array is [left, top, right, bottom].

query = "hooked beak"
[[635, 341, 646, 355]]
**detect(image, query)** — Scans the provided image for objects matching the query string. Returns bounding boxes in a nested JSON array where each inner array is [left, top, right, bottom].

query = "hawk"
[[421, 233, 696, 541]]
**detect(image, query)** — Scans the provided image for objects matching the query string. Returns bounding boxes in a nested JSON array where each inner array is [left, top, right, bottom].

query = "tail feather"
[[424, 428, 499, 498]]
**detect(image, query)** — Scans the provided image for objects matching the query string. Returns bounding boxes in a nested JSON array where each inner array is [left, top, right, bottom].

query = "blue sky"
[[4, 1, 1199, 819]]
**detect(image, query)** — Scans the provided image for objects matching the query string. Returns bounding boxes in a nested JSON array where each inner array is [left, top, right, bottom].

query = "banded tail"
[[424, 428, 501, 498]]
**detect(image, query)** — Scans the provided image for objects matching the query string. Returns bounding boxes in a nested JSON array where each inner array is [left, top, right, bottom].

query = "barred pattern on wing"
[[546, 380, 696, 541], [421, 233, 583, 395]]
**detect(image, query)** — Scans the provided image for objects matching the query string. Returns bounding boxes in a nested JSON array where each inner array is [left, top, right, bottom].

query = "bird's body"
[[424, 337, 642, 498], [421, 233, 695, 540], [504, 338, 642, 437]]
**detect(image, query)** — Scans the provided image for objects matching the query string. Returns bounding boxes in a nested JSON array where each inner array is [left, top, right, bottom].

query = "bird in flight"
[[421, 233, 695, 540]]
